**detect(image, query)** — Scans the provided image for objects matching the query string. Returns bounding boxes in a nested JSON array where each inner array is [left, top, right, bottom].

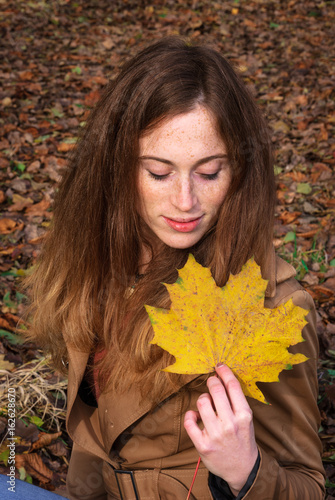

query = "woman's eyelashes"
[[147, 170, 221, 181], [200, 172, 219, 180], [148, 171, 169, 181]]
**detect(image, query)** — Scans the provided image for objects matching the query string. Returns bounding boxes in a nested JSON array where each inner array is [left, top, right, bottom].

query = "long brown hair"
[[25, 37, 275, 401]]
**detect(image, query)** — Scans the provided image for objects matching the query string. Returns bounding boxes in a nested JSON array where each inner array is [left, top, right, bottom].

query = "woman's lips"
[[162, 216, 203, 232]]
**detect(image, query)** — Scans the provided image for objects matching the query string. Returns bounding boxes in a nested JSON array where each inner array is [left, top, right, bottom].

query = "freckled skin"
[[137, 105, 231, 251]]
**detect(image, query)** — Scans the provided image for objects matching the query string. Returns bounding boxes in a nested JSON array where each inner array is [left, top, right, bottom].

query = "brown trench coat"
[[65, 252, 325, 500]]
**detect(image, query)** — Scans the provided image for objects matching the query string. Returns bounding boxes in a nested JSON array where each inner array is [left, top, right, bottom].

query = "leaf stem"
[[186, 456, 201, 500]]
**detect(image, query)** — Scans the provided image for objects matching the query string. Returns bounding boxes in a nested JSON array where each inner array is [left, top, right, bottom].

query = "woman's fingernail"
[[216, 362, 224, 368]]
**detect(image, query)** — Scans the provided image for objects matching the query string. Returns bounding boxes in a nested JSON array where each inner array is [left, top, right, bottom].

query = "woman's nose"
[[171, 178, 198, 212]]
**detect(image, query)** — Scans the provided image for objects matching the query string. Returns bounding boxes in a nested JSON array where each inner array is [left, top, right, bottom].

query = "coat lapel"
[[66, 346, 117, 465], [98, 374, 200, 454], [66, 341, 201, 460], [66, 346, 89, 410], [263, 246, 296, 298]]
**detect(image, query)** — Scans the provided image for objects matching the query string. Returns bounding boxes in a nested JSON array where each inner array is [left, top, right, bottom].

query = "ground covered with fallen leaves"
[[0, 0, 334, 497]]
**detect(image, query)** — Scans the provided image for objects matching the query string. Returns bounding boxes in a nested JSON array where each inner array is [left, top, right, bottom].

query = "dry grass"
[[0, 356, 67, 433]]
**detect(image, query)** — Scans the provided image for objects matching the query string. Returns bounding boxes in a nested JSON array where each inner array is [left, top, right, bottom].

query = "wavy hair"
[[25, 37, 275, 401]]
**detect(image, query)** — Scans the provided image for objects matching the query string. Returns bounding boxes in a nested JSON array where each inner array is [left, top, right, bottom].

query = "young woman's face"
[[137, 105, 231, 250]]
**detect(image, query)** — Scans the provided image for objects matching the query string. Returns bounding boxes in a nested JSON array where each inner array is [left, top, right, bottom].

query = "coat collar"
[[264, 246, 296, 298]]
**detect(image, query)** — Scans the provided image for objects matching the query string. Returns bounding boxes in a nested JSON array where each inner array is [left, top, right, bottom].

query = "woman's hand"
[[184, 363, 259, 496]]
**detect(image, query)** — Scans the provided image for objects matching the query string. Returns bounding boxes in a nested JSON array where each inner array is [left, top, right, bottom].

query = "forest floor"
[[0, 0, 334, 498]]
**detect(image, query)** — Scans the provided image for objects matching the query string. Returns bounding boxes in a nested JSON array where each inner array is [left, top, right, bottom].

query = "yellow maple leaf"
[[145, 254, 308, 404]]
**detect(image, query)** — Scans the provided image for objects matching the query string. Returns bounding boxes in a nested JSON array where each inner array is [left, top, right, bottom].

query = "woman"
[[26, 37, 325, 499]]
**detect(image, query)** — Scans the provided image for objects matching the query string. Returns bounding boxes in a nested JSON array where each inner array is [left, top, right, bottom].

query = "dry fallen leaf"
[[25, 197, 51, 217], [0, 354, 16, 371], [8, 194, 34, 212], [46, 440, 68, 457], [0, 218, 24, 234], [30, 431, 62, 452], [102, 38, 115, 49], [15, 453, 53, 483], [145, 255, 308, 403]]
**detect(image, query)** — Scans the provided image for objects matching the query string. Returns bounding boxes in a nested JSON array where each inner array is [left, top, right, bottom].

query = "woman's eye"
[[200, 172, 219, 180], [147, 170, 220, 181], [148, 171, 169, 181]]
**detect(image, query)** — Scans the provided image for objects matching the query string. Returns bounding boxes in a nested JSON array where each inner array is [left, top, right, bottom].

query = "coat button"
[[110, 422, 114, 428]]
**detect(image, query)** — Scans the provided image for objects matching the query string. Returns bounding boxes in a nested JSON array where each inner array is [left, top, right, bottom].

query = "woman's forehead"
[[139, 106, 225, 157]]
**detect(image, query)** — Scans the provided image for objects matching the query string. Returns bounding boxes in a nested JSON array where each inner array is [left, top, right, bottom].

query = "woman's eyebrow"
[[139, 154, 228, 168]]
